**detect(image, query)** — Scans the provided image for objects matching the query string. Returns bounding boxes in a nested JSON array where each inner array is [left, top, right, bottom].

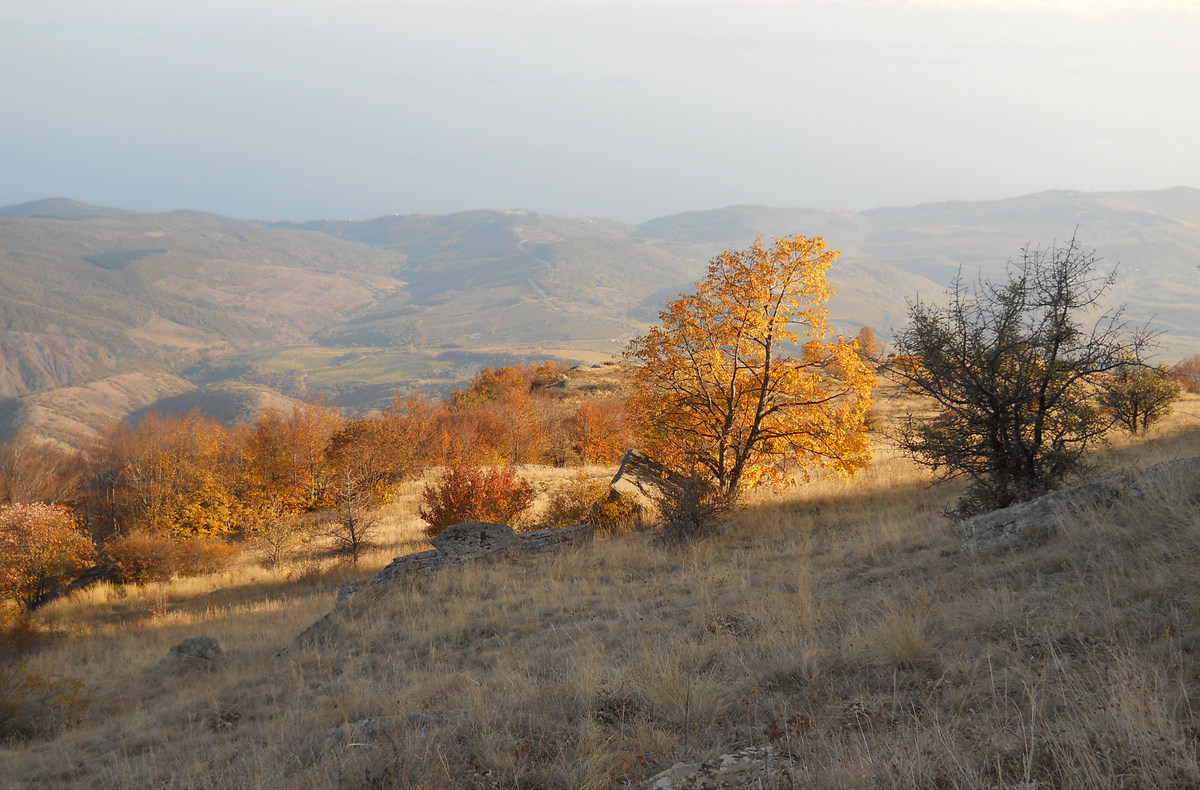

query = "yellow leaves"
[[626, 235, 876, 496]]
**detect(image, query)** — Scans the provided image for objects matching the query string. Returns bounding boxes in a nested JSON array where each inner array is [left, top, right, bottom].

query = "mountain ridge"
[[3, 187, 1197, 445]]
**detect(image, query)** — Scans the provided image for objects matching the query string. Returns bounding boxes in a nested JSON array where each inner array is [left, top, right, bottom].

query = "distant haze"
[[2, 0, 1197, 222]]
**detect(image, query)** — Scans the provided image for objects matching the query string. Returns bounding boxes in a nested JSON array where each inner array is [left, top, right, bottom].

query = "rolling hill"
[[3, 188, 1198, 445]]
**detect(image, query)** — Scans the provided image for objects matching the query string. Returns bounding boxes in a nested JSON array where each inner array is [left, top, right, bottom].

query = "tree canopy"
[[625, 235, 876, 501]]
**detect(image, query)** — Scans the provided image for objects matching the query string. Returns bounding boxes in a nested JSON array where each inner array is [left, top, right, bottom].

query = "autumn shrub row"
[[0, 360, 636, 608]]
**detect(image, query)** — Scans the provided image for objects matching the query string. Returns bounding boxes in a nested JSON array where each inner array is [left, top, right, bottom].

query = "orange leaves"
[[242, 402, 344, 513], [86, 411, 244, 539], [418, 459, 534, 537], [0, 503, 95, 610], [625, 235, 876, 497], [570, 399, 630, 465]]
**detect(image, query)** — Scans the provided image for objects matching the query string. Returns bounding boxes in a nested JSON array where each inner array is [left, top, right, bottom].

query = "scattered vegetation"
[[0, 392, 1196, 786], [1102, 362, 1183, 435], [1, 223, 1199, 787], [539, 472, 642, 533]]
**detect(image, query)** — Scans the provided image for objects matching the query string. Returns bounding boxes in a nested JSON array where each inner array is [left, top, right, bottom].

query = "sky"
[[1, 0, 1197, 223]]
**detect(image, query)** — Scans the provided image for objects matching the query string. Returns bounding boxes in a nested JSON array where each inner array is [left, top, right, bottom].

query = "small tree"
[[856, 326, 884, 362], [625, 235, 875, 533], [0, 504, 95, 611], [322, 414, 416, 564], [325, 469, 380, 564], [891, 235, 1153, 517], [1101, 363, 1182, 435], [1172, 354, 1200, 393]]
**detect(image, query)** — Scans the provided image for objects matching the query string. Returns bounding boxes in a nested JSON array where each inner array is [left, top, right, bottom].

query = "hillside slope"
[[0, 200, 407, 398]]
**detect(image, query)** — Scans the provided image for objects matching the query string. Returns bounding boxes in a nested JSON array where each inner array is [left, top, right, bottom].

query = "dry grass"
[[3, 395, 1200, 788]]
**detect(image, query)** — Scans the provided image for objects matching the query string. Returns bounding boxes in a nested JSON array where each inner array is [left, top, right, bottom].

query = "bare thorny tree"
[[890, 233, 1155, 518]]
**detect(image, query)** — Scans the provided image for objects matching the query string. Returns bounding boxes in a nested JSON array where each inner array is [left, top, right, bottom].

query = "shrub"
[[245, 504, 314, 568], [1173, 354, 1200, 393], [102, 531, 179, 584], [174, 536, 239, 577], [0, 663, 87, 742], [891, 235, 1153, 516], [0, 504, 95, 611], [1101, 363, 1182, 435], [648, 472, 731, 543], [541, 474, 642, 534], [420, 460, 535, 537]]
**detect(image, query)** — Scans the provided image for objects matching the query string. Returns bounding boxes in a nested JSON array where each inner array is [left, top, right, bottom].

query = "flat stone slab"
[[430, 521, 516, 559]]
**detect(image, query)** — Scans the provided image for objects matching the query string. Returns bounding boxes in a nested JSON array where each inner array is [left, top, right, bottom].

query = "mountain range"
[[2, 188, 1198, 445]]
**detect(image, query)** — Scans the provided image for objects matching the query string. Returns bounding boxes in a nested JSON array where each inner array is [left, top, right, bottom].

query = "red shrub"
[[419, 461, 535, 537]]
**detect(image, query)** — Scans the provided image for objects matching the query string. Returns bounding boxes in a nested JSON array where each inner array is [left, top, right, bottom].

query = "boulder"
[[611, 450, 682, 501], [334, 521, 593, 607], [165, 636, 225, 667], [957, 456, 1200, 555], [514, 523, 594, 555], [430, 521, 516, 560]]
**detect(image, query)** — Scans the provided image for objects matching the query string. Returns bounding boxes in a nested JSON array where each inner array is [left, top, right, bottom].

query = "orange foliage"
[[419, 459, 534, 536], [241, 402, 344, 514], [0, 433, 83, 506], [0, 503, 95, 610], [888, 354, 923, 375], [570, 399, 630, 464], [856, 326, 884, 362], [441, 364, 559, 464], [1173, 354, 1200, 394], [625, 235, 876, 497], [84, 412, 244, 539]]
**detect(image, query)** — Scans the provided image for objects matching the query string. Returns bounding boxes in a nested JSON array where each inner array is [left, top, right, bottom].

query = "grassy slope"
[[3, 394, 1200, 788]]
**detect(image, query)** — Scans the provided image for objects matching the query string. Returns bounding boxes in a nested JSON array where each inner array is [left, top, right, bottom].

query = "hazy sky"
[[2, 0, 1197, 222]]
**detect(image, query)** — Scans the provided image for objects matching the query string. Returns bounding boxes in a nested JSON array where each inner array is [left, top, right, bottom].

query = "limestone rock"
[[515, 523, 594, 554], [165, 636, 224, 667], [641, 745, 799, 789], [298, 709, 468, 766], [430, 521, 516, 559], [334, 521, 593, 607], [611, 450, 677, 501], [957, 456, 1200, 555]]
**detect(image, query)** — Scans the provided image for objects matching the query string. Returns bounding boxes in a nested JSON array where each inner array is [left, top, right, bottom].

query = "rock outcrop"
[[640, 745, 800, 789], [335, 521, 593, 606], [297, 710, 468, 766], [610, 449, 681, 501], [164, 636, 225, 668], [957, 456, 1200, 555]]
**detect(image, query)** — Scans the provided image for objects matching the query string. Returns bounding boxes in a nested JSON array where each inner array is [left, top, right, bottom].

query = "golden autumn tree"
[[83, 411, 243, 540], [625, 235, 876, 505]]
